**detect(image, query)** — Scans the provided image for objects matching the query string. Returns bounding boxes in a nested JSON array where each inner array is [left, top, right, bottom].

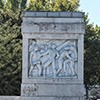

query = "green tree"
[[5, 0, 20, 11], [21, 0, 27, 10], [2, 0, 27, 11], [0, 8, 22, 95], [27, 0, 79, 11], [0, 0, 4, 8], [84, 14, 100, 99]]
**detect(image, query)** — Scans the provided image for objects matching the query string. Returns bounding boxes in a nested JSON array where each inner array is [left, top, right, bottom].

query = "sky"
[[79, 0, 100, 26]]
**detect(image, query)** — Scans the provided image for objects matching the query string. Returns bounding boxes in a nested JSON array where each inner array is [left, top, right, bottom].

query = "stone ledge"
[[23, 11, 84, 18], [21, 96, 85, 100], [0, 96, 20, 100]]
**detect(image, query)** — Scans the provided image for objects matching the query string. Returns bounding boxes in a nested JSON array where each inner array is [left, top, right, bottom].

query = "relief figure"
[[29, 40, 42, 77], [40, 43, 59, 77], [57, 45, 77, 77], [63, 49, 77, 76]]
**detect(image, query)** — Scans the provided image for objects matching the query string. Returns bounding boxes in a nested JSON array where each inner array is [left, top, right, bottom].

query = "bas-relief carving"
[[28, 39, 78, 78]]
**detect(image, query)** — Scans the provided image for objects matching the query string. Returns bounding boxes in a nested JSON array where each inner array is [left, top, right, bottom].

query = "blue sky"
[[79, 0, 100, 26]]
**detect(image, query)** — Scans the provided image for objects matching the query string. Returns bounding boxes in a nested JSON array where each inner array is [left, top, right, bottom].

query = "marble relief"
[[28, 39, 78, 78]]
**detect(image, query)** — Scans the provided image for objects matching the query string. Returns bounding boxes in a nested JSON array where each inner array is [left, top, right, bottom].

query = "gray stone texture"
[[21, 84, 84, 97], [0, 96, 20, 100], [21, 11, 85, 100], [21, 97, 84, 100], [0, 96, 85, 100], [23, 11, 84, 18], [35, 12, 47, 17], [48, 12, 59, 17]]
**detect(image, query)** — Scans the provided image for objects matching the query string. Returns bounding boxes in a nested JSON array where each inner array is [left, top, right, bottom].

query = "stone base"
[[0, 96, 20, 100], [21, 96, 84, 100], [21, 83, 84, 100]]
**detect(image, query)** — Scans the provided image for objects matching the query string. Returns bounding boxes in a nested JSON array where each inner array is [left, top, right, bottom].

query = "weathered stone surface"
[[35, 12, 47, 17], [0, 96, 85, 100], [48, 12, 59, 17], [72, 12, 84, 17], [22, 17, 85, 34], [59, 12, 72, 17], [21, 11, 85, 100], [0, 96, 20, 100], [23, 12, 84, 18], [21, 97, 84, 100], [21, 84, 84, 97]]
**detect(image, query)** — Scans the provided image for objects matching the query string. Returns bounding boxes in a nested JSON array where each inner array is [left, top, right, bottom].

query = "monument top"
[[22, 11, 85, 34], [23, 11, 84, 18]]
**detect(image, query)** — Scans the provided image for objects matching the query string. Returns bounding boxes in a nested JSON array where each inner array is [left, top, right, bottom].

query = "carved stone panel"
[[28, 39, 78, 78]]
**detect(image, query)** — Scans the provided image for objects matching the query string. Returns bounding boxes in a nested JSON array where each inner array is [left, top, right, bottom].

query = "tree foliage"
[[85, 24, 100, 86], [21, 0, 27, 9], [0, 8, 22, 95], [27, 0, 79, 11], [84, 14, 100, 99], [5, 0, 20, 11]]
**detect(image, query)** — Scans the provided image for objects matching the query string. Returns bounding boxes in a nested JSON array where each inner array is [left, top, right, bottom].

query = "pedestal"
[[21, 12, 85, 100]]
